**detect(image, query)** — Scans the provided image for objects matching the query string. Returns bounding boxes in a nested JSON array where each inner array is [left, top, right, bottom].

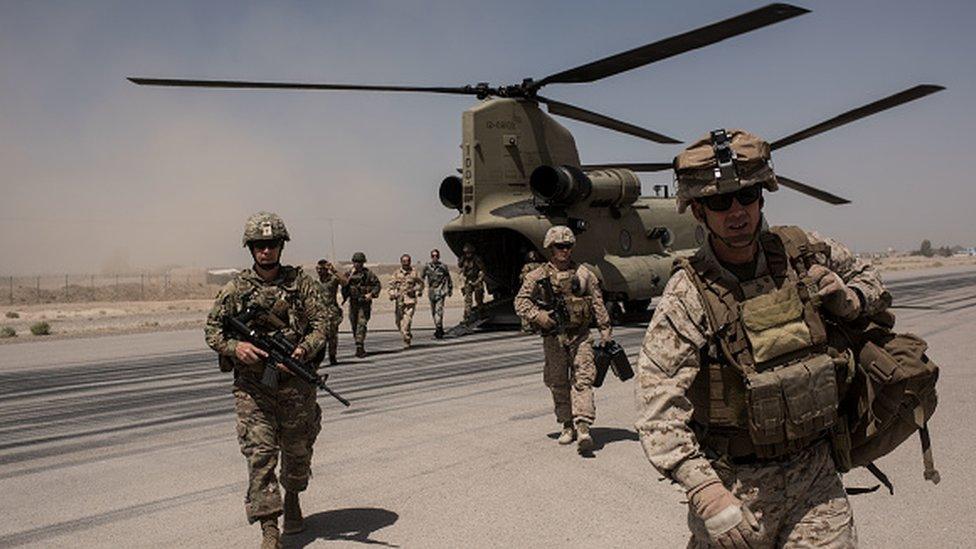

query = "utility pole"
[[329, 218, 337, 264]]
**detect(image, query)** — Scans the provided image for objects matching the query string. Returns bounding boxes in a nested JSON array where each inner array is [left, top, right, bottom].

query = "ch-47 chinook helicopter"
[[130, 3, 943, 327]]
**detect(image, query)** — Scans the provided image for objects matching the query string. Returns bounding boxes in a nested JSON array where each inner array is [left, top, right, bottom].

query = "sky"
[[1, 0, 973, 275]]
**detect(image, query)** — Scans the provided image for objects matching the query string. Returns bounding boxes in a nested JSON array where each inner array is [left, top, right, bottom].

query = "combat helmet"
[[351, 251, 367, 263], [543, 225, 576, 248], [242, 211, 290, 247], [674, 129, 778, 213]]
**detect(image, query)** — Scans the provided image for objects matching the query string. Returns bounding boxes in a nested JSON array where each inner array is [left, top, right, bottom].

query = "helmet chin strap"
[[703, 213, 764, 250]]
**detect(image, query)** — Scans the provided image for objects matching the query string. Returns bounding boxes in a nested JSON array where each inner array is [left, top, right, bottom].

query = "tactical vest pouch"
[[564, 295, 593, 330], [746, 354, 838, 448], [741, 284, 813, 364]]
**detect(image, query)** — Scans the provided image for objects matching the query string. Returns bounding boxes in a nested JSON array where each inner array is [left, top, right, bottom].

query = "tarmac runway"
[[1, 266, 975, 547]]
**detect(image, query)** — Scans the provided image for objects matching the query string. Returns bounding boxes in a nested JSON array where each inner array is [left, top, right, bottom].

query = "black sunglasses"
[[552, 242, 574, 250], [249, 239, 282, 251], [697, 186, 762, 212]]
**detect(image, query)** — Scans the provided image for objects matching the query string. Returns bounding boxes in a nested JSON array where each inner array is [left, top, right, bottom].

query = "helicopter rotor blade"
[[127, 77, 482, 96], [537, 96, 681, 144], [532, 3, 808, 88], [771, 84, 945, 150], [580, 162, 672, 172], [776, 175, 850, 205]]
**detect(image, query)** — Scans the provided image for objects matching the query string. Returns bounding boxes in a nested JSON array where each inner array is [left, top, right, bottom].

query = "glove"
[[535, 310, 555, 330], [689, 480, 762, 548], [808, 265, 861, 320]]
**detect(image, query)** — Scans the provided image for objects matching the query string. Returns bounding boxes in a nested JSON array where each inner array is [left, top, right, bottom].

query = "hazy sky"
[[2, 0, 973, 275]]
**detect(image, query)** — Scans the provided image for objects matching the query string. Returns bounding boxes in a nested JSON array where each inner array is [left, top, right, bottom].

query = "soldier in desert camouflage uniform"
[[515, 226, 612, 454], [421, 248, 453, 339], [316, 259, 347, 365], [458, 242, 486, 323], [342, 252, 381, 358], [389, 253, 424, 349], [635, 130, 890, 548], [518, 250, 543, 333], [205, 212, 332, 549]]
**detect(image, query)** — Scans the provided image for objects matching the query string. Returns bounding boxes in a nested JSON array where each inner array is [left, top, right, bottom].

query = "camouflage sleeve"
[[447, 266, 454, 293], [514, 267, 543, 323], [204, 281, 239, 356], [387, 272, 400, 300], [634, 270, 721, 492], [296, 273, 330, 357], [415, 271, 424, 296], [808, 230, 892, 316], [580, 266, 611, 332], [369, 271, 382, 298]]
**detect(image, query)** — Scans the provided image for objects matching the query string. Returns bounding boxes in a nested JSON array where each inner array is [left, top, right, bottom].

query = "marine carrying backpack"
[[771, 226, 940, 493]]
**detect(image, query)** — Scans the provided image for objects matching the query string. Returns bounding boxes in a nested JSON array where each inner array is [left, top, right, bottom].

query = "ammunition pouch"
[[745, 353, 838, 458], [564, 295, 592, 330]]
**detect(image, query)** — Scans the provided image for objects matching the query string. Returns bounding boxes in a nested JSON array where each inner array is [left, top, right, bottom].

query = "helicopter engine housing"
[[530, 165, 641, 208]]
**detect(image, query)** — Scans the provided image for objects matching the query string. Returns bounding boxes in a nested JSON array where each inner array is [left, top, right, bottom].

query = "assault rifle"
[[225, 306, 351, 407], [532, 277, 569, 335]]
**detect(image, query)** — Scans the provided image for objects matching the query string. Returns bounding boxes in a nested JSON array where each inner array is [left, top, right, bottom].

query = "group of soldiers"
[[310, 244, 488, 361], [207, 129, 902, 548]]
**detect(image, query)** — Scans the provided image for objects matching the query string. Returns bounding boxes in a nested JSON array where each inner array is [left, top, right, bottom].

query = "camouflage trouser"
[[429, 295, 446, 330], [462, 283, 484, 322], [542, 332, 596, 424], [233, 379, 322, 524], [348, 300, 372, 345], [325, 305, 341, 360], [687, 442, 856, 548], [394, 300, 416, 344]]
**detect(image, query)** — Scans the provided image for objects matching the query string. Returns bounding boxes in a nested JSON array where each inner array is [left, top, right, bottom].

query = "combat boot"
[[434, 327, 444, 339], [557, 421, 576, 445], [260, 518, 281, 549], [283, 491, 305, 535], [328, 353, 338, 366], [576, 421, 594, 453], [355, 344, 366, 358]]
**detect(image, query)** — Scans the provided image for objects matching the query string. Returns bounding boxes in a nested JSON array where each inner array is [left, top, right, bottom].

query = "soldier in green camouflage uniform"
[[421, 248, 453, 339], [635, 131, 890, 548], [205, 212, 332, 548], [518, 250, 543, 333], [316, 259, 347, 365], [458, 242, 486, 323], [342, 251, 381, 358]]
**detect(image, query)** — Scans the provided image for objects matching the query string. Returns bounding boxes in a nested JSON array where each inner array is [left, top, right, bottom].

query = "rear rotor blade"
[[533, 3, 808, 88], [771, 84, 945, 150], [581, 162, 672, 172], [776, 175, 850, 205], [128, 77, 481, 96], [538, 96, 681, 144]]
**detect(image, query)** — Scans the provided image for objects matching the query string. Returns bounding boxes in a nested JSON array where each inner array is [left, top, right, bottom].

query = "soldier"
[[205, 212, 331, 548], [315, 259, 348, 365], [389, 253, 424, 349], [518, 250, 543, 333], [515, 226, 612, 454], [421, 248, 453, 339], [458, 242, 486, 323], [635, 130, 890, 547], [341, 251, 381, 358]]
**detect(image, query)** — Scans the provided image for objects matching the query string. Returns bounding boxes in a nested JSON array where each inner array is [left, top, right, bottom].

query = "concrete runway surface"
[[1, 266, 974, 548]]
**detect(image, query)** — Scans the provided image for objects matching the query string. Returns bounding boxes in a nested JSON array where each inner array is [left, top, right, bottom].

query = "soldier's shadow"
[[283, 507, 399, 548]]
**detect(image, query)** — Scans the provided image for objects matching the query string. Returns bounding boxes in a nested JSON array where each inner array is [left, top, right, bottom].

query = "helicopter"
[[129, 3, 943, 328]]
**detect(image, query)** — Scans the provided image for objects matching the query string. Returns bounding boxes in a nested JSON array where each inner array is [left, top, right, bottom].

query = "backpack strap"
[[919, 422, 941, 484]]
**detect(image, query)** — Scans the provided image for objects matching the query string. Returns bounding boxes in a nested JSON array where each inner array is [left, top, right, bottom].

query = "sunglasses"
[[697, 186, 762, 212], [250, 240, 282, 251], [552, 243, 574, 250]]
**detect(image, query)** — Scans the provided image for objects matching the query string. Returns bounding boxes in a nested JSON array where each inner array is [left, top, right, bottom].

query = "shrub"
[[30, 321, 51, 336], [4, 311, 19, 319], [0, 326, 16, 338]]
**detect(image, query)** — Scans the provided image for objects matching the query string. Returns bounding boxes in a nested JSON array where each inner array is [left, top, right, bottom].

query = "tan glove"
[[535, 310, 555, 330], [808, 264, 861, 320], [688, 480, 762, 548]]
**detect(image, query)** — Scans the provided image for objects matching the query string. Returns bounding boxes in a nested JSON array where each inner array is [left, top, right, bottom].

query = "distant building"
[[206, 268, 240, 285]]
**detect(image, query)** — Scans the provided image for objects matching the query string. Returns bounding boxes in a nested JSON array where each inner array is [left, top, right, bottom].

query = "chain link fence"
[[3, 272, 220, 305]]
